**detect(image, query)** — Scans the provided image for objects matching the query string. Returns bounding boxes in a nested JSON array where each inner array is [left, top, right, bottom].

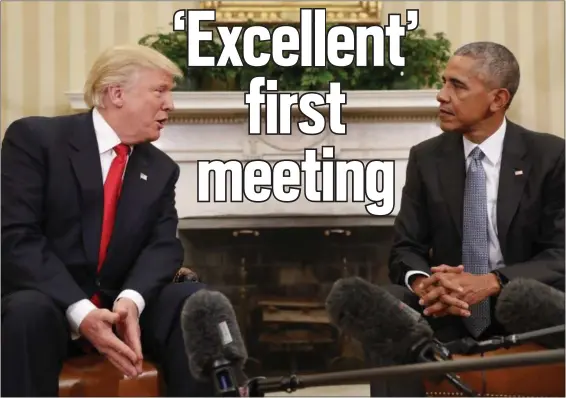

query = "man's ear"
[[107, 84, 125, 108], [489, 88, 511, 112]]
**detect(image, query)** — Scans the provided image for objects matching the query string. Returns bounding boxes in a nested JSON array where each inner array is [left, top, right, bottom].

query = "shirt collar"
[[92, 108, 132, 154], [462, 118, 507, 166]]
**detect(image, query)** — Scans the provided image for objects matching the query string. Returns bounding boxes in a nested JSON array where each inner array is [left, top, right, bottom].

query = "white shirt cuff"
[[405, 270, 430, 292], [66, 299, 97, 340], [115, 289, 146, 317]]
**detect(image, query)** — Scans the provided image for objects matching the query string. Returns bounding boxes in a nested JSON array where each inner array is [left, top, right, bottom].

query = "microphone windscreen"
[[495, 278, 565, 347], [180, 289, 248, 381], [325, 276, 434, 362]]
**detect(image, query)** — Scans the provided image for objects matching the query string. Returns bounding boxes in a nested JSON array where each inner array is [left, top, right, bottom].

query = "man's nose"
[[163, 92, 174, 111], [436, 86, 449, 104]]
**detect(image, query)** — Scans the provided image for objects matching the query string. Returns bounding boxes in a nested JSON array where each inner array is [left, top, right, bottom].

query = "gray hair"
[[454, 41, 520, 107]]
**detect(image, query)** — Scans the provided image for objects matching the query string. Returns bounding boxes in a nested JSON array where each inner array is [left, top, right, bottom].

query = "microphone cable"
[[431, 340, 477, 397]]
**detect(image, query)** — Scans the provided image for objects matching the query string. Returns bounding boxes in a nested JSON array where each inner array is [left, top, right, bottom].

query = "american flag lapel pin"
[[514, 169, 523, 176], [140, 173, 148, 181]]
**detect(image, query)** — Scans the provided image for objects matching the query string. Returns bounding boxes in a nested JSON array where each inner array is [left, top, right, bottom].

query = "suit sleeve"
[[121, 163, 185, 304], [1, 119, 88, 308], [388, 146, 432, 286], [498, 147, 565, 291]]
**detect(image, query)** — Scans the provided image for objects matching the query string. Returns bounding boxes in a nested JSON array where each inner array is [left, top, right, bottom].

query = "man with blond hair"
[[2, 45, 214, 396]]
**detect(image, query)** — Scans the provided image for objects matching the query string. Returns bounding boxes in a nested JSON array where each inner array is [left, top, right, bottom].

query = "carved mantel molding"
[[65, 89, 440, 123]]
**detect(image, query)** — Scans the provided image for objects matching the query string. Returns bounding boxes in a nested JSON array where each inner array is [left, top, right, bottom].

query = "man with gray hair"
[[2, 45, 215, 396], [369, 41, 564, 396]]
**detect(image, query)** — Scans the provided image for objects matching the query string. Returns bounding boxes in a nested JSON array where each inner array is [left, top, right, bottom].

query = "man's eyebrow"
[[442, 76, 468, 87]]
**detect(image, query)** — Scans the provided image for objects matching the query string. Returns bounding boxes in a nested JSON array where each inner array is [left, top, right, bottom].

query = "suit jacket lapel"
[[497, 122, 529, 258], [104, 144, 151, 262], [437, 133, 466, 239], [68, 111, 104, 267]]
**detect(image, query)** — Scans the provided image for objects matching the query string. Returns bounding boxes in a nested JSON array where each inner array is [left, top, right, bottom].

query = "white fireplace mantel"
[[66, 90, 442, 226], [66, 89, 440, 114]]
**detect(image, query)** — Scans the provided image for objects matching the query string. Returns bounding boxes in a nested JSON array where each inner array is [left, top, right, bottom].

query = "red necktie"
[[91, 144, 130, 308]]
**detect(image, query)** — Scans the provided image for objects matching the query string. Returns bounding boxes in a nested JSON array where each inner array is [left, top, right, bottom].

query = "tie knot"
[[114, 144, 129, 157], [469, 146, 485, 161]]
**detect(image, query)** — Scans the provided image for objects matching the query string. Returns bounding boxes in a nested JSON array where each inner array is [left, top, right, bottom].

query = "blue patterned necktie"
[[462, 146, 491, 338]]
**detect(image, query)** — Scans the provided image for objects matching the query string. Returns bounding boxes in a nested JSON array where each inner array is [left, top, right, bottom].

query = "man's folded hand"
[[418, 265, 501, 318], [78, 308, 141, 379], [413, 265, 471, 318], [113, 298, 144, 375]]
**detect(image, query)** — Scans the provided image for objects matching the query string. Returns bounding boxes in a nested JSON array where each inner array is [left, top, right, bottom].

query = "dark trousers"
[[1, 282, 215, 397], [366, 284, 507, 397]]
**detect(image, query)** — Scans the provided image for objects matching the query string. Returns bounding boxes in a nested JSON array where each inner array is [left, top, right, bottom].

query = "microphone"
[[325, 276, 431, 362], [324, 276, 477, 397], [495, 278, 565, 348], [180, 289, 248, 397]]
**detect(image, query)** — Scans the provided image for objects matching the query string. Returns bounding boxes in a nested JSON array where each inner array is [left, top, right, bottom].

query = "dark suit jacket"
[[389, 119, 565, 292], [1, 110, 184, 310]]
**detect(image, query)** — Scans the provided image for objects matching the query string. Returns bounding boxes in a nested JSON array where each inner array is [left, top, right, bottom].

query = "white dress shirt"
[[66, 108, 146, 337], [405, 118, 507, 291]]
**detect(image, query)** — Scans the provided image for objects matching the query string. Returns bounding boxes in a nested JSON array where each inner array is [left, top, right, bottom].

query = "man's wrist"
[[486, 272, 503, 295], [405, 270, 430, 293], [115, 289, 145, 317], [115, 297, 139, 316], [410, 275, 428, 295], [66, 299, 98, 337]]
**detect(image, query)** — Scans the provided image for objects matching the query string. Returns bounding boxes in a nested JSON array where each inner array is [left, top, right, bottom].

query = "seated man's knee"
[[172, 280, 207, 296], [2, 290, 67, 337], [154, 281, 208, 310]]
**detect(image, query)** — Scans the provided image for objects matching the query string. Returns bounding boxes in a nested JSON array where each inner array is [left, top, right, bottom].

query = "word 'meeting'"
[[172, 8, 416, 215], [197, 146, 395, 216]]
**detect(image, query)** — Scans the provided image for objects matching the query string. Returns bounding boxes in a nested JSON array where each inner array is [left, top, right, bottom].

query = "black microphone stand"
[[445, 325, 565, 355], [245, 348, 564, 397]]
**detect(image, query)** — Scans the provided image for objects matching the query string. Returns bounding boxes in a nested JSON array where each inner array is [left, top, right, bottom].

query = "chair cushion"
[[59, 355, 160, 397]]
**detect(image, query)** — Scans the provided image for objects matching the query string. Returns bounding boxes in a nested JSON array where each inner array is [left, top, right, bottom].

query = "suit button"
[[95, 279, 101, 287]]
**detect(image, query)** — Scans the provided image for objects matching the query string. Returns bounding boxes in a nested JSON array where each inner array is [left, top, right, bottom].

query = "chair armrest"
[[173, 267, 200, 283]]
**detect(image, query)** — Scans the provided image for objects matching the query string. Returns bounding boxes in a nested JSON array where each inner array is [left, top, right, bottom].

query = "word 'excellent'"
[[245, 77, 346, 135], [173, 8, 420, 68], [197, 146, 395, 217]]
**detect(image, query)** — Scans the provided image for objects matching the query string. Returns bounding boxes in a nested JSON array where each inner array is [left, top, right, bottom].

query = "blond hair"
[[83, 44, 183, 108]]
